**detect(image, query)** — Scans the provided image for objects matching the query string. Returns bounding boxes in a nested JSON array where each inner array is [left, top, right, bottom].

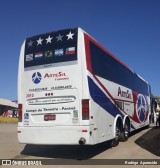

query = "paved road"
[[0, 124, 160, 168]]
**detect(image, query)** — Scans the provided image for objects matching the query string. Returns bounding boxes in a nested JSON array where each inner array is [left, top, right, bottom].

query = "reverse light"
[[18, 104, 22, 122], [82, 99, 90, 120]]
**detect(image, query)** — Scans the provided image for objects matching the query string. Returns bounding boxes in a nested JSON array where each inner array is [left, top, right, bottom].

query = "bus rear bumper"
[[17, 126, 93, 145]]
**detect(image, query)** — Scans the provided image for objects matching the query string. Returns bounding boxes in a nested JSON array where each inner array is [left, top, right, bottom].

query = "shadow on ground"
[[21, 141, 112, 160], [135, 126, 160, 156]]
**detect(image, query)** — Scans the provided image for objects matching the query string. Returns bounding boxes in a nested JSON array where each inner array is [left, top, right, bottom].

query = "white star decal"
[[37, 37, 43, 45], [66, 31, 74, 40], [28, 40, 33, 47], [46, 35, 53, 44], [56, 33, 63, 41]]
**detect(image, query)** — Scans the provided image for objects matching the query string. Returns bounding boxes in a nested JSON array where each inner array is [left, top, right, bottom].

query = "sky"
[[0, 0, 160, 100]]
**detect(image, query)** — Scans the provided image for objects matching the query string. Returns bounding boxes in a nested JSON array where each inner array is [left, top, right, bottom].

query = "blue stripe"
[[88, 76, 136, 129], [88, 76, 123, 117]]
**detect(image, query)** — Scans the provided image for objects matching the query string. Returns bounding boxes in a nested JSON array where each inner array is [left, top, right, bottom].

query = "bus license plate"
[[44, 114, 56, 121]]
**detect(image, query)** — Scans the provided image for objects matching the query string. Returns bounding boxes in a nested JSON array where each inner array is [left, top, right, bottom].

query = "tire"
[[111, 122, 121, 147], [119, 122, 130, 142]]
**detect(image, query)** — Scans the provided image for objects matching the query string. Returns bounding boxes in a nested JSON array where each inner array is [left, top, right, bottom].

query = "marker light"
[[82, 99, 90, 120], [18, 104, 22, 122]]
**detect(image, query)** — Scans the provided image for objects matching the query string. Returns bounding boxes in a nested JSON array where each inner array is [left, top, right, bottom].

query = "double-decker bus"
[[18, 28, 151, 146]]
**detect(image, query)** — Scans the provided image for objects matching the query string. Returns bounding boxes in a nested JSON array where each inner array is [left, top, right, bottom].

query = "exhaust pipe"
[[79, 137, 86, 145]]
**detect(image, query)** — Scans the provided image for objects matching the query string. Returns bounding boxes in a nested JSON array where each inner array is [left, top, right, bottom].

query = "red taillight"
[[82, 99, 89, 120], [18, 104, 22, 122]]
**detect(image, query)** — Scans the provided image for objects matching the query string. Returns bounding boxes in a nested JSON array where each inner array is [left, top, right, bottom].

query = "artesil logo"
[[136, 94, 148, 123], [32, 72, 42, 84]]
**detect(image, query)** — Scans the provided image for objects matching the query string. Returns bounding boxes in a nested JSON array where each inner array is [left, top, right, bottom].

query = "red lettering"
[[44, 72, 67, 78], [44, 73, 49, 78]]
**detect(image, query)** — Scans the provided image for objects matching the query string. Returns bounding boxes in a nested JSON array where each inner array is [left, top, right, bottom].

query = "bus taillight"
[[82, 99, 90, 120], [18, 104, 22, 122]]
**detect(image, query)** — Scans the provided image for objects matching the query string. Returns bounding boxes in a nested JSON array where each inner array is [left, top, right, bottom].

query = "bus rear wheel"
[[120, 122, 130, 142], [111, 122, 121, 147]]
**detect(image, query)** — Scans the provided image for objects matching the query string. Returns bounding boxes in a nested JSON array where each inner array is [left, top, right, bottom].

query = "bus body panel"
[[19, 28, 83, 128], [18, 126, 93, 145], [18, 28, 151, 145], [84, 32, 151, 131], [21, 67, 82, 127]]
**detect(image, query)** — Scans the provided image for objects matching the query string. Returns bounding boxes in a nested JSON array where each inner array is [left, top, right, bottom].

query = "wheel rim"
[[115, 125, 121, 140], [124, 124, 129, 139]]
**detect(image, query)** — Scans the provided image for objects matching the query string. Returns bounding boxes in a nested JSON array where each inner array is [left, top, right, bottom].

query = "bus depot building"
[[0, 99, 18, 117]]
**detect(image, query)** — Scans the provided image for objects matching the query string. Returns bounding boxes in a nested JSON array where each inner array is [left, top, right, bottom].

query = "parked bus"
[[18, 28, 151, 146]]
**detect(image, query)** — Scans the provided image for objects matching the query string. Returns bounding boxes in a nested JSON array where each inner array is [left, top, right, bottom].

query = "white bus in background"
[[18, 28, 151, 146]]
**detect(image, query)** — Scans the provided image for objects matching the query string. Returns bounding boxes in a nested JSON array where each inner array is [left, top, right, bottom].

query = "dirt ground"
[[0, 123, 160, 168]]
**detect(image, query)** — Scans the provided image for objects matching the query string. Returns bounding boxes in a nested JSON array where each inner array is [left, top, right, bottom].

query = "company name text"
[[118, 87, 132, 99]]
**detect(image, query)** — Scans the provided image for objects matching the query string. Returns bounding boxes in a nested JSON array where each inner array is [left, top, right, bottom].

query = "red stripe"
[[92, 74, 132, 117], [84, 33, 92, 72], [93, 74, 135, 119], [93, 74, 114, 100]]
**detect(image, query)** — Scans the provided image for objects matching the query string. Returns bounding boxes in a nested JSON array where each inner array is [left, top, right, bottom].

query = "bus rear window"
[[24, 28, 77, 69]]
